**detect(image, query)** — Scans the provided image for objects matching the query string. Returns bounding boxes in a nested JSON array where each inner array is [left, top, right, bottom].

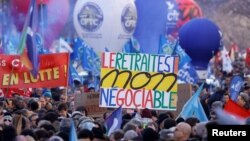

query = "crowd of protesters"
[[0, 53, 249, 141]]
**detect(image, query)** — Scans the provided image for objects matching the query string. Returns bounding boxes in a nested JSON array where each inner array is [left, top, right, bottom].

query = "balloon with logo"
[[73, 0, 137, 53], [133, 0, 168, 54], [179, 18, 221, 70], [166, 0, 202, 37], [11, 0, 70, 48]]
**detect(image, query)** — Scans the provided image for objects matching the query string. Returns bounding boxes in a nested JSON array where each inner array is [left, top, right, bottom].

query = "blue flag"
[[178, 83, 208, 122], [158, 36, 191, 69], [230, 75, 244, 101], [35, 33, 49, 54], [71, 38, 85, 61], [69, 120, 78, 141], [174, 44, 192, 68], [90, 48, 101, 76], [69, 63, 82, 87], [26, 0, 39, 77], [178, 62, 199, 85], [158, 35, 176, 55], [105, 106, 122, 136], [81, 46, 101, 76], [122, 37, 140, 53], [18, 0, 39, 77]]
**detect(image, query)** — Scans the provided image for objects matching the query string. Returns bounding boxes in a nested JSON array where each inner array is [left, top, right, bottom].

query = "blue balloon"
[[179, 18, 221, 70], [133, 0, 168, 54]]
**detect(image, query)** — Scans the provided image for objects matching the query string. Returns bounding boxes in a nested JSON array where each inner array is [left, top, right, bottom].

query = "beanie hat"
[[43, 90, 52, 98]]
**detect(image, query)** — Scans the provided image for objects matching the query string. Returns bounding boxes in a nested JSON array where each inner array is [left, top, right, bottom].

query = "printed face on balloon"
[[77, 2, 104, 32], [121, 4, 137, 33]]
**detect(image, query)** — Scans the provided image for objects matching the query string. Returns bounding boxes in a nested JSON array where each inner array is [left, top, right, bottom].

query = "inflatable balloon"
[[179, 18, 221, 70], [73, 0, 137, 53], [166, 0, 202, 37], [133, 0, 168, 54], [11, 0, 70, 48]]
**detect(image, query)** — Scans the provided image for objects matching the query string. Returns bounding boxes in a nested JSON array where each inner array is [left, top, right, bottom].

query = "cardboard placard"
[[74, 92, 107, 118]]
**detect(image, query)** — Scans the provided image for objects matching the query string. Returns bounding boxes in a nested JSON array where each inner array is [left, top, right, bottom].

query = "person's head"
[[2, 126, 17, 141], [157, 113, 170, 129], [130, 118, 143, 132], [88, 87, 95, 93], [210, 101, 223, 120], [40, 123, 56, 136], [174, 122, 192, 141], [141, 108, 152, 118], [151, 110, 158, 122], [48, 136, 64, 141], [34, 129, 49, 141], [60, 94, 67, 103], [237, 92, 250, 109], [30, 101, 39, 112], [142, 128, 159, 141], [185, 117, 200, 128], [159, 129, 174, 141], [109, 130, 124, 141], [43, 90, 52, 102], [59, 118, 71, 132], [43, 112, 59, 123], [75, 106, 88, 116], [92, 127, 107, 141], [78, 129, 94, 141], [29, 113, 39, 129], [6, 98, 14, 110], [192, 122, 207, 139], [12, 96, 25, 110], [222, 93, 230, 103], [123, 130, 138, 141], [163, 118, 177, 130], [58, 87, 67, 95], [39, 96, 47, 108], [146, 122, 158, 132], [35, 88, 43, 96], [123, 122, 137, 133], [45, 102, 53, 111], [224, 75, 232, 87], [4, 112, 13, 126], [21, 129, 37, 140], [57, 103, 68, 117]]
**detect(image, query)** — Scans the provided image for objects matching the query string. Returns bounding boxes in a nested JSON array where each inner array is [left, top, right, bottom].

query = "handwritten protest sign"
[[75, 93, 107, 118], [0, 53, 69, 88], [100, 52, 179, 110]]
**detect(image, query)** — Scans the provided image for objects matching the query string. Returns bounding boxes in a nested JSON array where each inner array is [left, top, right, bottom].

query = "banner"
[[74, 93, 107, 118], [100, 52, 179, 110], [0, 53, 69, 88]]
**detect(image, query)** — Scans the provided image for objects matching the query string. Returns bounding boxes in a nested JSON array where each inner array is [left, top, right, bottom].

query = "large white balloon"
[[73, 0, 137, 53]]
